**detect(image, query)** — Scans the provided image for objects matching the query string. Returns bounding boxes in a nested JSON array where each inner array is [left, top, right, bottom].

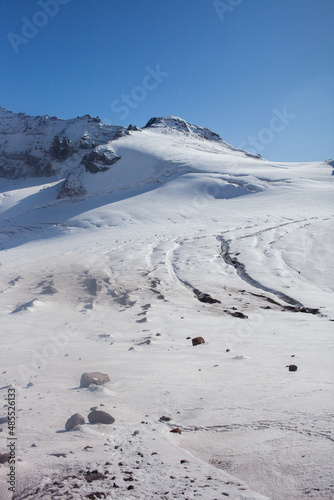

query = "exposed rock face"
[[79, 132, 97, 149], [50, 136, 72, 160], [192, 336, 205, 346], [81, 146, 121, 173], [0, 107, 125, 179], [288, 365, 298, 372], [127, 124, 141, 131], [57, 166, 87, 199], [88, 409, 115, 424], [65, 413, 85, 431], [0, 151, 55, 178], [80, 371, 110, 388], [144, 116, 223, 142]]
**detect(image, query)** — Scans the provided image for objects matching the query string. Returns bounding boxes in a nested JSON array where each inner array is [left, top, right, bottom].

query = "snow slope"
[[0, 113, 333, 499]]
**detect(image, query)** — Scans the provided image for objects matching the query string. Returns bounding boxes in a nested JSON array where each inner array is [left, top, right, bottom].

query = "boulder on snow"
[[88, 409, 115, 424], [287, 364, 298, 372], [65, 413, 85, 431], [0, 453, 11, 464], [159, 416, 171, 422], [192, 336, 205, 346], [80, 372, 110, 388]]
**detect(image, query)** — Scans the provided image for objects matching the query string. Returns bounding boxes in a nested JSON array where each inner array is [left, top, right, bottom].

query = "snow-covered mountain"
[[0, 108, 333, 499], [0, 106, 129, 179], [0, 107, 261, 179]]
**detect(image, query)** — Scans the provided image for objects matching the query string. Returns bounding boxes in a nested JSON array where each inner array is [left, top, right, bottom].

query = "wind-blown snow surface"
[[0, 118, 333, 499]]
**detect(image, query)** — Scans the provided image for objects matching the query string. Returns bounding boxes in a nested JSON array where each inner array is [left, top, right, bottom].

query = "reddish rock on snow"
[[88, 410, 115, 424], [65, 413, 85, 431], [192, 337, 205, 346]]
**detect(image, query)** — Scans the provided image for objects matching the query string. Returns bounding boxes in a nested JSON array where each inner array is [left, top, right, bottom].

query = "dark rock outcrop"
[[65, 413, 85, 431], [0, 151, 55, 178], [81, 146, 120, 174], [231, 311, 248, 319], [193, 289, 221, 304], [80, 372, 110, 388], [127, 124, 141, 131], [57, 168, 87, 199], [287, 365, 298, 372], [50, 136, 72, 160], [0, 107, 126, 179], [144, 116, 223, 143]]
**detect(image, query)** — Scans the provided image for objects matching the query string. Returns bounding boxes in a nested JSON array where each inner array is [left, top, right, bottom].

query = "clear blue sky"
[[1, 0, 333, 161]]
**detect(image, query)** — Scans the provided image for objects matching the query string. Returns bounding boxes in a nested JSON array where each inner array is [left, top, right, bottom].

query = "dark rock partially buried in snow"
[[192, 336, 205, 346], [81, 145, 120, 173], [65, 413, 85, 431], [11, 299, 38, 314], [80, 372, 110, 388], [57, 167, 87, 199], [324, 158, 334, 168], [159, 416, 171, 422], [170, 428, 182, 434], [231, 311, 248, 319], [193, 288, 221, 304], [287, 364, 298, 372], [88, 409, 115, 424]]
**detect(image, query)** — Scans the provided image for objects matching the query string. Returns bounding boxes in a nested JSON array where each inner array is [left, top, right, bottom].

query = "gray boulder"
[[80, 371, 110, 388]]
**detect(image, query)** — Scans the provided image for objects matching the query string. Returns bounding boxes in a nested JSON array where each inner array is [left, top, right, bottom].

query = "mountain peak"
[[144, 116, 223, 143]]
